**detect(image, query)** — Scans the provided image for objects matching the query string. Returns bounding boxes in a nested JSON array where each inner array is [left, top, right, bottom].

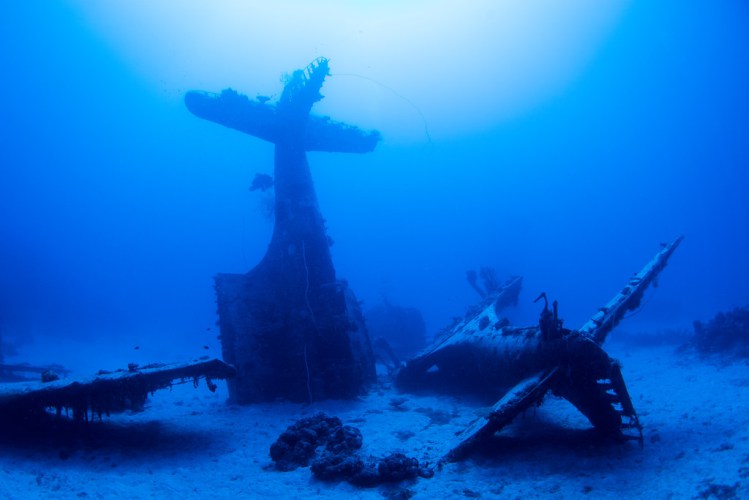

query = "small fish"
[[203, 345, 210, 350], [249, 173, 274, 192]]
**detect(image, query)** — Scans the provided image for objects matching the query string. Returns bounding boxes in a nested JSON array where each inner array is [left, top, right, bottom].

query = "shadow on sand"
[[0, 412, 228, 463], [469, 416, 639, 469]]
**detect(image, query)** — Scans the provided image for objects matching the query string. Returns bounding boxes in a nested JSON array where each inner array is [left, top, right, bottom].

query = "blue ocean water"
[[1, 0, 747, 365]]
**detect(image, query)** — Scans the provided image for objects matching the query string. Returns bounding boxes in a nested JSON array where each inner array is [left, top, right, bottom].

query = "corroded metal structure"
[[0, 358, 235, 421], [186, 59, 378, 403], [396, 238, 683, 461]]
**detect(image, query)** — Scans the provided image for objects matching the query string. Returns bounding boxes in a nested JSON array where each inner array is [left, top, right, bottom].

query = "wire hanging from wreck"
[[331, 72, 433, 146]]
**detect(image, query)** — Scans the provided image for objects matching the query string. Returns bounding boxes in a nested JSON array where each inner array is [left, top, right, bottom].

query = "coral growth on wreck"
[[692, 305, 749, 357]]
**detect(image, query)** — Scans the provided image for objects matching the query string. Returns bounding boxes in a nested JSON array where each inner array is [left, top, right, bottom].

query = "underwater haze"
[[1, 0, 748, 370]]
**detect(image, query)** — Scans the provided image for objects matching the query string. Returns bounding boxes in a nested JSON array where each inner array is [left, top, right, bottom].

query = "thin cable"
[[621, 287, 657, 321], [302, 240, 320, 333], [302, 240, 312, 318], [331, 72, 433, 145], [304, 344, 312, 404]]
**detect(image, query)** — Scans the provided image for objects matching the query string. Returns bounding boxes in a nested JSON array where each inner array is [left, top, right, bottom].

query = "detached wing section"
[[0, 358, 235, 421]]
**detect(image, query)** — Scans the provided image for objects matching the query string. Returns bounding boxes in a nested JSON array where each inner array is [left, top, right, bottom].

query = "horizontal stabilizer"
[[185, 89, 381, 153]]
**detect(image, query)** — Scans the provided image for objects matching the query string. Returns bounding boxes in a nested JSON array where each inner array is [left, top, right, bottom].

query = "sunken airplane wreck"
[[186, 58, 379, 404], [182, 58, 684, 461], [396, 237, 683, 462]]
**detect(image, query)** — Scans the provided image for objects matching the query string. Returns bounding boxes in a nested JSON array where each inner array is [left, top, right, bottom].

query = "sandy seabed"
[[1, 338, 747, 499]]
